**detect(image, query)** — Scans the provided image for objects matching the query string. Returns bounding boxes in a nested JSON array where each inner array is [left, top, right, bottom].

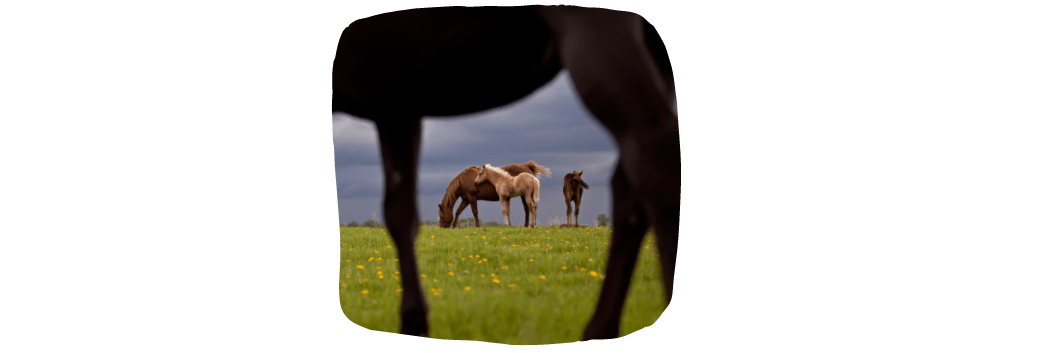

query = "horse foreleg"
[[452, 198, 469, 229], [375, 118, 428, 337], [582, 165, 647, 341], [501, 197, 511, 226], [469, 196, 480, 227]]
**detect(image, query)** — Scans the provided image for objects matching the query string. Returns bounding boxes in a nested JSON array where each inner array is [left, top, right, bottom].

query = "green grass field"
[[339, 225, 666, 345]]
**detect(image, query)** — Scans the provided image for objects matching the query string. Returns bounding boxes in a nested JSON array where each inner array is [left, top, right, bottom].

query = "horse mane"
[[483, 164, 512, 179], [440, 177, 461, 207], [525, 160, 551, 178]]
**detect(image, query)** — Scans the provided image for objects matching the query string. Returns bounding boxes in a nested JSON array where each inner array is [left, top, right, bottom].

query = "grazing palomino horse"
[[333, 5, 678, 341], [473, 164, 541, 227], [438, 161, 551, 228], [563, 171, 591, 227]]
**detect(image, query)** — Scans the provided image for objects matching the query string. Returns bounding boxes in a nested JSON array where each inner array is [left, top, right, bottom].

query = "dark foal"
[[563, 171, 591, 227], [333, 5, 678, 340], [438, 161, 550, 228]]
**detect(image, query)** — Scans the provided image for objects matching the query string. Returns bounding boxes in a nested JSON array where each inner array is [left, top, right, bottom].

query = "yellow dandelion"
[[374, 250, 378, 254], [433, 279, 438, 282], [465, 286, 472, 291], [377, 271, 383, 275], [342, 243, 347, 246], [461, 257, 466, 261], [448, 271, 454, 276], [346, 275, 351, 278], [481, 236, 486, 240], [341, 284, 347, 288], [480, 274, 486, 277], [356, 265, 363, 269], [396, 288, 402, 292], [379, 275, 384, 279], [589, 258, 594, 262], [394, 259, 398, 262], [540, 275, 546, 280], [482, 258, 487, 262], [361, 289, 368, 294], [590, 271, 598, 277], [376, 266, 381, 269], [421, 274, 427, 278], [367, 257, 374, 262], [529, 259, 534, 262], [346, 259, 350, 262], [376, 257, 382, 261], [493, 278, 500, 284], [491, 273, 496, 277], [447, 263, 453, 266], [562, 266, 567, 270], [509, 284, 516, 288], [362, 278, 368, 281], [387, 245, 391, 248], [581, 268, 586, 271], [349, 249, 353, 251], [469, 255, 474, 258]]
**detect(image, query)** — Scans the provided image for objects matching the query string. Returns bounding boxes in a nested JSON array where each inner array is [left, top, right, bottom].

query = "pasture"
[[339, 225, 666, 344]]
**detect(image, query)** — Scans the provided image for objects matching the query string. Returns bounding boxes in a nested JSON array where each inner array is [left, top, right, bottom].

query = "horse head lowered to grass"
[[438, 161, 550, 228], [333, 5, 679, 340]]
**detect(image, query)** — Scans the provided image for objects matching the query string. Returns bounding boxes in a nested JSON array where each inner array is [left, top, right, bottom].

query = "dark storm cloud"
[[333, 72, 618, 223]]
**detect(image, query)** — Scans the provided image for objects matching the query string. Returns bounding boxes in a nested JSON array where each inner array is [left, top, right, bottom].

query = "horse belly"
[[334, 6, 561, 118]]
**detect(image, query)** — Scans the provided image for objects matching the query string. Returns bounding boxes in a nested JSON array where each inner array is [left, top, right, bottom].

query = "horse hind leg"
[[520, 196, 530, 228], [582, 165, 647, 341], [565, 200, 573, 227], [574, 198, 582, 227], [375, 118, 428, 337]]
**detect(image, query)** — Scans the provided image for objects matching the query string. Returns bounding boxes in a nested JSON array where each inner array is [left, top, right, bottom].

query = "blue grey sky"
[[333, 72, 618, 225]]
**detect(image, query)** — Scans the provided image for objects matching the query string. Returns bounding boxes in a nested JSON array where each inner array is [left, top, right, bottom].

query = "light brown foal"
[[473, 164, 540, 227]]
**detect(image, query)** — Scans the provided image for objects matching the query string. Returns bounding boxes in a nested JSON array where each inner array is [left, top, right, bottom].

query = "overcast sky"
[[333, 71, 618, 225]]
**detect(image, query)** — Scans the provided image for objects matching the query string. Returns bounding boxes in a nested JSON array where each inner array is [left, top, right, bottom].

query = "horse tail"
[[577, 178, 591, 189], [532, 174, 541, 202], [526, 160, 551, 178]]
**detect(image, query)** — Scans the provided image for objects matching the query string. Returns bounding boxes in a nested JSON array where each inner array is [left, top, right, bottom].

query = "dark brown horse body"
[[438, 161, 550, 228], [563, 171, 591, 226], [333, 5, 679, 341]]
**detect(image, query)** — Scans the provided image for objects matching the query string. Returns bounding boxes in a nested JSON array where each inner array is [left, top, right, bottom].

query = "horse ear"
[[579, 171, 583, 176]]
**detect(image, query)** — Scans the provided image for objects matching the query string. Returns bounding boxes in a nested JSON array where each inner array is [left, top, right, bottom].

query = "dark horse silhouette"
[[563, 171, 591, 227], [333, 5, 679, 341], [438, 161, 550, 228]]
